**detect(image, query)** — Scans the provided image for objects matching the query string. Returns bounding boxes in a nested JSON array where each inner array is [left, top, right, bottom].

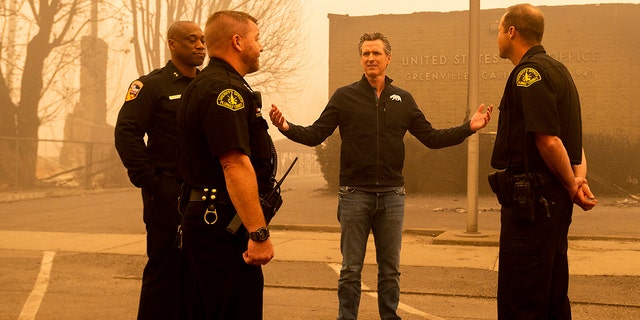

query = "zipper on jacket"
[[374, 88, 381, 185]]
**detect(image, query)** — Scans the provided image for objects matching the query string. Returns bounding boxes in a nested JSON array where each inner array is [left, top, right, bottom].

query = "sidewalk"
[[1, 183, 639, 277], [267, 227, 640, 277], [2, 226, 639, 277]]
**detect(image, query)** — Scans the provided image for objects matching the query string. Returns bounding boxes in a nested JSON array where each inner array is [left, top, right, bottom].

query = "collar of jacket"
[[519, 45, 546, 64], [165, 60, 188, 82], [357, 74, 394, 91], [206, 57, 242, 76]]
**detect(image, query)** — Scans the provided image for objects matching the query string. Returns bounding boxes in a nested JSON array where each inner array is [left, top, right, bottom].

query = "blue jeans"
[[336, 186, 405, 320]]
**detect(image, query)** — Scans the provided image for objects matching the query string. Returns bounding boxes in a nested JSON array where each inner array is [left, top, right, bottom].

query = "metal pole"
[[466, 0, 480, 233]]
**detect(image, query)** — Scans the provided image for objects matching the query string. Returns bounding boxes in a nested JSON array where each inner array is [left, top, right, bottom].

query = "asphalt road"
[[1, 175, 639, 319], [275, 175, 640, 239]]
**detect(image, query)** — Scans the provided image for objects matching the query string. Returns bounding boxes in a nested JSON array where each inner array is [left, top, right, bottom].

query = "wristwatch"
[[249, 227, 270, 242]]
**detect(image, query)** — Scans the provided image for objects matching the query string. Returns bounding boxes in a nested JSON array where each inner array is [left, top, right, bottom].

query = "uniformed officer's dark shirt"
[[491, 45, 583, 171], [176, 58, 274, 194], [115, 60, 194, 189]]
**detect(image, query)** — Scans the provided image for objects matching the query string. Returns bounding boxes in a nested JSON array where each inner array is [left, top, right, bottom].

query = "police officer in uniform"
[[489, 4, 597, 319], [114, 21, 205, 319], [176, 11, 274, 319]]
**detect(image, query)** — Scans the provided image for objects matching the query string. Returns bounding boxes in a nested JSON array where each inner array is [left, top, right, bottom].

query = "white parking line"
[[327, 263, 445, 320], [19, 251, 55, 320]]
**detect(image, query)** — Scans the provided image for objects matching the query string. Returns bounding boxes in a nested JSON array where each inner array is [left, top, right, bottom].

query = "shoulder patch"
[[516, 67, 542, 87], [125, 80, 143, 101], [216, 89, 245, 111]]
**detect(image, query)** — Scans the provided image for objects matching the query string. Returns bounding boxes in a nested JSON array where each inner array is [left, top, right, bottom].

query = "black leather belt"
[[506, 170, 556, 186], [188, 189, 231, 204]]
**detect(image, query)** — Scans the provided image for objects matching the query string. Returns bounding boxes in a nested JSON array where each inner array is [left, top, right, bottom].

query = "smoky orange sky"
[[273, 0, 639, 135]]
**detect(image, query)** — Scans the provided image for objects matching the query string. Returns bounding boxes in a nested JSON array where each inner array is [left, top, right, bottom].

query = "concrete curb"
[[270, 224, 341, 233], [0, 187, 135, 204], [431, 230, 500, 246], [270, 225, 640, 247]]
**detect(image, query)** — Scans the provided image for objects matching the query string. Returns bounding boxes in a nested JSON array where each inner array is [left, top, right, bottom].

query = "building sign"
[[329, 4, 640, 138]]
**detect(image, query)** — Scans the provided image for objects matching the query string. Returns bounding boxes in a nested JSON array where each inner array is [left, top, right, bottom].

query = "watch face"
[[251, 227, 269, 241]]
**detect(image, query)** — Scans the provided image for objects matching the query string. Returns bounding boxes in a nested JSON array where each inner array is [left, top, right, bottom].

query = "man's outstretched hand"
[[470, 103, 493, 132], [269, 104, 289, 131]]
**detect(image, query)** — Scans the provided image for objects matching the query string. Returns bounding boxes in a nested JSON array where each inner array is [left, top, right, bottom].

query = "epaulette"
[[140, 67, 163, 81]]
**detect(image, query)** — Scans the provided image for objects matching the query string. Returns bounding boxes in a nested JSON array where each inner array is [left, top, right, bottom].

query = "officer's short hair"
[[503, 3, 544, 44], [205, 10, 258, 48], [358, 32, 391, 56], [207, 10, 257, 27]]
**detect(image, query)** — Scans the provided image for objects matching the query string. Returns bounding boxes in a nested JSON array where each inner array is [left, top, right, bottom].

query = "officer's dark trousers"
[[138, 175, 182, 320], [181, 201, 263, 320], [497, 182, 573, 320]]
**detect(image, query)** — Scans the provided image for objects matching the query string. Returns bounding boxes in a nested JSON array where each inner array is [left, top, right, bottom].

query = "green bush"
[[402, 134, 496, 195], [314, 133, 340, 192], [583, 134, 639, 197]]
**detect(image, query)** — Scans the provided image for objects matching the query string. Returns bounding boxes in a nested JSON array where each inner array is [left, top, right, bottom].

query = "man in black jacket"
[[269, 32, 492, 320], [114, 21, 205, 319]]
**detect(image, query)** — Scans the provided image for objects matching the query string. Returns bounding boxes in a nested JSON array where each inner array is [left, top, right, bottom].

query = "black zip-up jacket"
[[282, 75, 475, 187]]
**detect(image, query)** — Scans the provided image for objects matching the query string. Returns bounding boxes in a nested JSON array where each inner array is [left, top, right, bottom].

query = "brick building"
[[323, 4, 640, 194]]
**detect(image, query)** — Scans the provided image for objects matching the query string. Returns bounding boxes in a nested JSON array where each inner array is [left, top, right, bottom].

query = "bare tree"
[[0, 0, 306, 189], [243, 1, 308, 95], [0, 0, 93, 188], [125, 0, 306, 95]]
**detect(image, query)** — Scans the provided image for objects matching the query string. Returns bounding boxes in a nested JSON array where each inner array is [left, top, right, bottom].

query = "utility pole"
[[466, 0, 481, 234]]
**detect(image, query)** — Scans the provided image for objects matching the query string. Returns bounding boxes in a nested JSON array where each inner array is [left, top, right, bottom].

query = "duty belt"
[[186, 188, 231, 225], [188, 188, 230, 204], [506, 170, 556, 187]]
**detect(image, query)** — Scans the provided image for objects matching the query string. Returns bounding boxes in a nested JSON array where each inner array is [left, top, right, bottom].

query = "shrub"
[[314, 132, 639, 197]]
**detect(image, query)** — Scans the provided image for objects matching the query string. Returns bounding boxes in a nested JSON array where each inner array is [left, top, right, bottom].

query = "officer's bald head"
[[167, 21, 199, 40], [204, 11, 257, 53]]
